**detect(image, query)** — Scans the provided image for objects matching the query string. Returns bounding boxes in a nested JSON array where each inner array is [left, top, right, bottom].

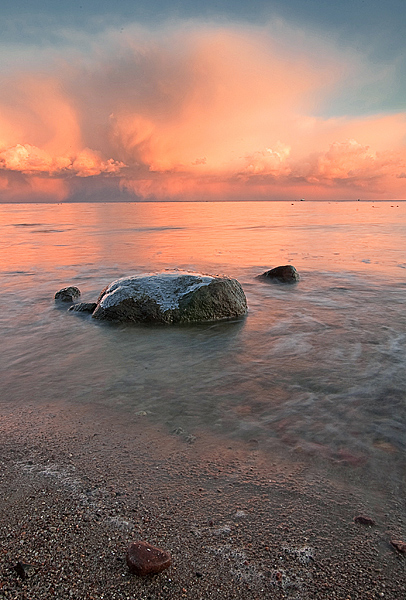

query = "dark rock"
[[258, 265, 299, 283], [391, 540, 406, 553], [126, 541, 172, 576], [353, 515, 376, 526], [15, 561, 35, 580], [55, 286, 81, 302], [92, 272, 248, 324], [69, 302, 97, 313], [96, 285, 109, 304]]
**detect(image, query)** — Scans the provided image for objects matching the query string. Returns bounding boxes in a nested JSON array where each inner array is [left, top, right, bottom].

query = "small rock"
[[68, 302, 97, 313], [354, 515, 375, 526], [15, 561, 35, 580], [55, 286, 81, 302], [126, 541, 172, 576], [391, 540, 406, 553], [172, 427, 185, 436], [257, 265, 299, 283]]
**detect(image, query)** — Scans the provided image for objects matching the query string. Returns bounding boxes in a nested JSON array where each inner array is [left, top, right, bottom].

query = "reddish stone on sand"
[[391, 540, 406, 553], [126, 541, 172, 576], [353, 515, 376, 526]]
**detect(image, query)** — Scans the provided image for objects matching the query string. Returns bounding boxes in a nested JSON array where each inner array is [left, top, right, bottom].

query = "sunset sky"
[[1, 0, 406, 202]]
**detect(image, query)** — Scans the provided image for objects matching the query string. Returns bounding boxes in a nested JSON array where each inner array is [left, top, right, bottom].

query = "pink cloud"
[[0, 21, 405, 200], [0, 144, 71, 174], [71, 149, 125, 177], [0, 144, 125, 177]]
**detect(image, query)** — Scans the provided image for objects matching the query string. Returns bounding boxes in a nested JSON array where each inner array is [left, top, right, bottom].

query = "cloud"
[[71, 149, 125, 177], [240, 143, 291, 177], [305, 139, 396, 187], [0, 144, 70, 174], [0, 144, 125, 177], [0, 20, 405, 201]]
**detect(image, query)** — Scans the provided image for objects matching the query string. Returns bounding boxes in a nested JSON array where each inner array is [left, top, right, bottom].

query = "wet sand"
[[0, 401, 405, 599]]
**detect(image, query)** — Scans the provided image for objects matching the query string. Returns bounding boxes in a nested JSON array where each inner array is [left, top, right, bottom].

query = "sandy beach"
[[0, 400, 405, 600]]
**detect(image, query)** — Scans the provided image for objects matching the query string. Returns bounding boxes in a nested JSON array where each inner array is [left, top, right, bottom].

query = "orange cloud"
[[71, 149, 125, 177], [0, 76, 81, 156], [0, 144, 71, 174], [110, 26, 334, 174], [0, 22, 405, 201], [0, 74, 125, 186], [0, 144, 125, 178], [304, 140, 398, 185]]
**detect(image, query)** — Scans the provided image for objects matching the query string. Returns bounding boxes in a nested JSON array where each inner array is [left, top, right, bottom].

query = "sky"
[[0, 0, 406, 201]]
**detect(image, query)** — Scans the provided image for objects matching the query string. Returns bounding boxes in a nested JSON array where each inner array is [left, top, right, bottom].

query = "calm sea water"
[[1, 201, 406, 497]]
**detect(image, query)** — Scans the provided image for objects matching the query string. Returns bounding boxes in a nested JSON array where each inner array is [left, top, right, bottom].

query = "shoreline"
[[1, 401, 405, 599]]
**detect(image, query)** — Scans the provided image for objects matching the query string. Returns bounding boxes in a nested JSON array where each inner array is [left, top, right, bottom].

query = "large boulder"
[[257, 265, 299, 283], [92, 272, 247, 324]]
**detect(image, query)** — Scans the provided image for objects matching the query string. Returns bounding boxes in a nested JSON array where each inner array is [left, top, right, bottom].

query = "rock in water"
[[55, 286, 81, 302], [126, 541, 172, 576], [92, 272, 247, 324], [68, 302, 97, 314], [258, 265, 299, 283]]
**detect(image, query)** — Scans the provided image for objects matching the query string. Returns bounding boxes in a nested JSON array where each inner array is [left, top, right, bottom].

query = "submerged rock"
[[92, 272, 247, 324], [55, 286, 81, 302], [126, 541, 172, 576], [258, 265, 299, 283], [68, 302, 97, 314]]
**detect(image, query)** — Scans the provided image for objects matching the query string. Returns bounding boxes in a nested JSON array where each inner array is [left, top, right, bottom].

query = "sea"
[[1, 200, 406, 506]]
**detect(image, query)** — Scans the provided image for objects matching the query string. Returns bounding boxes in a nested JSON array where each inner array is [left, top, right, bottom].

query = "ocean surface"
[[1, 201, 406, 501]]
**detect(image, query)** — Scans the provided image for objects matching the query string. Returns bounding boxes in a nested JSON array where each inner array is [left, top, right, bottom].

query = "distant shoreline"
[[0, 199, 405, 205]]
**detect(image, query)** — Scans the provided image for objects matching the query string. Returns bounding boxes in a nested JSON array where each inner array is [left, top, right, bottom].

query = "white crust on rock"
[[99, 272, 214, 311]]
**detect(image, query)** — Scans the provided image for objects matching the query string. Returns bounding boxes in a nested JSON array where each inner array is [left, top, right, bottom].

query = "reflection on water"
[[1, 201, 406, 497], [1, 201, 406, 280]]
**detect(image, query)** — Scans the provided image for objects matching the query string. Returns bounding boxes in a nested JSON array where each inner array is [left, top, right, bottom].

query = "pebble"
[[353, 515, 375, 526], [126, 541, 172, 576], [390, 539, 406, 553]]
